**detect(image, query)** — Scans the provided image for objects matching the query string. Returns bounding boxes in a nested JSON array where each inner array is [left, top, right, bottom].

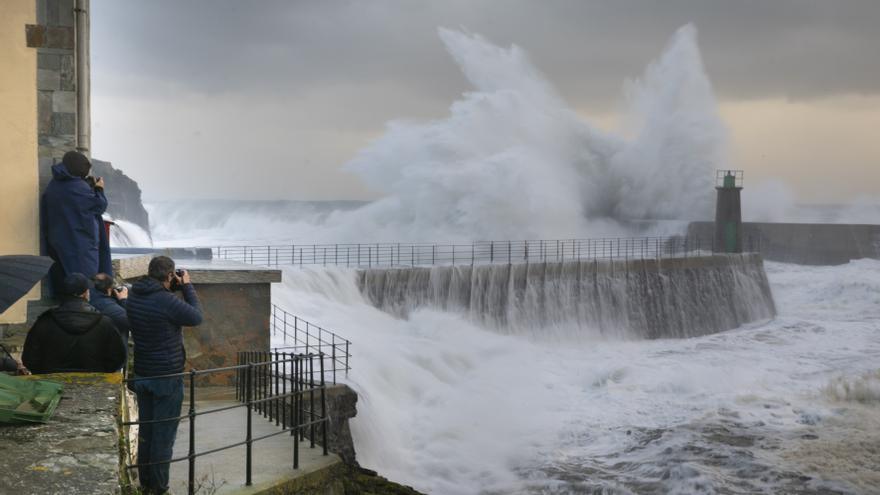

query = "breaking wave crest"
[[338, 25, 725, 241], [149, 25, 725, 245], [824, 370, 880, 403]]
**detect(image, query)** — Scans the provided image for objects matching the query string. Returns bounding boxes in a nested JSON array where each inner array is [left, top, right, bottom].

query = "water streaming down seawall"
[[358, 254, 776, 339]]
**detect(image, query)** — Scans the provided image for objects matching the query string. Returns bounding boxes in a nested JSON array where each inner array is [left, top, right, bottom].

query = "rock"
[[91, 158, 151, 236]]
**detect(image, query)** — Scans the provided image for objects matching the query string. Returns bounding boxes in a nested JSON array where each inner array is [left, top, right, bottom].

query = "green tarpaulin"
[[0, 374, 63, 424]]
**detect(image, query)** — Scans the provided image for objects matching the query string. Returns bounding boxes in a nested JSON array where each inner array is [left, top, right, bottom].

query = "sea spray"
[[338, 25, 726, 241], [824, 370, 880, 403], [149, 26, 726, 245], [109, 218, 153, 248]]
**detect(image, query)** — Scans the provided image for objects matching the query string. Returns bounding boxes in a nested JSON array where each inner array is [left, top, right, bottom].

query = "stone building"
[[29, 0, 91, 188], [1, 2, 41, 326], [0, 0, 90, 327]]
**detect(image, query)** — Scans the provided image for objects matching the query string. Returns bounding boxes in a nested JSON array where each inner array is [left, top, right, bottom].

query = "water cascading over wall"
[[357, 254, 775, 339]]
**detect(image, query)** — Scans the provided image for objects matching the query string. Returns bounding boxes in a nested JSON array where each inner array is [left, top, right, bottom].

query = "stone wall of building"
[[27, 0, 78, 190], [176, 262, 281, 385], [182, 283, 272, 385]]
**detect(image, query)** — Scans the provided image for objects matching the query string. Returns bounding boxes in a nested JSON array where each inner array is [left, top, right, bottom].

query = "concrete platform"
[[176, 258, 281, 285], [169, 393, 339, 495], [112, 253, 153, 279], [111, 254, 282, 284], [0, 373, 123, 495]]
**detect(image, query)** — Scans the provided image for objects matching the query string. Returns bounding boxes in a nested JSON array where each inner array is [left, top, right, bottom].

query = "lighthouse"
[[715, 170, 743, 253]]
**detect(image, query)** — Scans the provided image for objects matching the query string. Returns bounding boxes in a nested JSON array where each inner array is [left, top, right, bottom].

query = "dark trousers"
[[133, 376, 183, 494]]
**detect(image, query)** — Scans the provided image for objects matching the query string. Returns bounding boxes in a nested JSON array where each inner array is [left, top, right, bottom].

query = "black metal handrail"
[[270, 304, 351, 383], [122, 352, 329, 495], [212, 235, 761, 268]]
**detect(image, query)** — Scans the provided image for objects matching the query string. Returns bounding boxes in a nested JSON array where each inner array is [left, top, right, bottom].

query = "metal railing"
[[270, 304, 351, 384], [213, 235, 760, 268], [123, 353, 329, 495], [716, 169, 744, 188]]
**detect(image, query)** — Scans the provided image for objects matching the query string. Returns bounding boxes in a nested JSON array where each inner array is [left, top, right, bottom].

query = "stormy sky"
[[91, 0, 880, 203]]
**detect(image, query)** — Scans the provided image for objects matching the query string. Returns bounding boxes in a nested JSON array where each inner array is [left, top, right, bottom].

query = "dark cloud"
[[89, 0, 880, 201], [93, 0, 880, 106]]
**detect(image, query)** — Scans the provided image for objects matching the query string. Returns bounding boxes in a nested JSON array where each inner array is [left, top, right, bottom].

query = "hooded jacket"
[[22, 298, 127, 374], [41, 163, 110, 285], [127, 277, 203, 377]]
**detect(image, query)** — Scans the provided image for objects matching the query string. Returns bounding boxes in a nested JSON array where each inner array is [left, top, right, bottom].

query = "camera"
[[170, 269, 186, 291], [84, 175, 103, 189]]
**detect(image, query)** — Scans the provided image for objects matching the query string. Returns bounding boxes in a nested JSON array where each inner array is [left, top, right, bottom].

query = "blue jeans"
[[133, 376, 183, 494]]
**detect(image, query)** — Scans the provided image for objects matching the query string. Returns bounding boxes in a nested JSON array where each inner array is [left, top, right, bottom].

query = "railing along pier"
[[269, 304, 351, 383], [212, 235, 760, 268], [123, 352, 329, 495]]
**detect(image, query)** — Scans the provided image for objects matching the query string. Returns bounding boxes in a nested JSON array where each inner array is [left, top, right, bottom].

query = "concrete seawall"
[[358, 254, 776, 339], [688, 221, 880, 265]]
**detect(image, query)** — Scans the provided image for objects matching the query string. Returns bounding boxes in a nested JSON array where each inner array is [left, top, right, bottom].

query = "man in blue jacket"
[[42, 151, 113, 292], [91, 273, 129, 335], [128, 256, 203, 495], [91, 273, 130, 359]]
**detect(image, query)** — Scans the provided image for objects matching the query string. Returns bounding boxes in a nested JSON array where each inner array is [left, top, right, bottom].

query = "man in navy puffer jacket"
[[127, 256, 202, 495]]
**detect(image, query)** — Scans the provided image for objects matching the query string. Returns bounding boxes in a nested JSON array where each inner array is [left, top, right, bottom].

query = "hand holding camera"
[[113, 285, 129, 300], [170, 269, 191, 290], [84, 176, 105, 190]]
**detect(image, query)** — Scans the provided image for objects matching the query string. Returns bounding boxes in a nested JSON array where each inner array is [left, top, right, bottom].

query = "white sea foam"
[[824, 370, 880, 403], [270, 259, 880, 494], [109, 218, 153, 247]]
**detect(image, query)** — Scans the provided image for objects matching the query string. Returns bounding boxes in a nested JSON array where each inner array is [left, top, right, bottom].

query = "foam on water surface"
[[270, 259, 880, 494]]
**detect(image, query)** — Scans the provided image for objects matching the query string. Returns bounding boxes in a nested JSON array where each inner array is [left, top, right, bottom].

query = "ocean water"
[[141, 196, 880, 494], [133, 25, 880, 494], [267, 260, 880, 495]]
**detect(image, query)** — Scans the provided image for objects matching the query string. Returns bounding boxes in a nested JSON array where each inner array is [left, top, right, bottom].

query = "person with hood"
[[22, 273, 127, 374], [41, 150, 113, 293], [127, 256, 202, 495]]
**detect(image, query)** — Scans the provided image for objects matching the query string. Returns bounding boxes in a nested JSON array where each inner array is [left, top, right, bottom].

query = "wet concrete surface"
[[0, 373, 122, 495], [166, 387, 339, 495]]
